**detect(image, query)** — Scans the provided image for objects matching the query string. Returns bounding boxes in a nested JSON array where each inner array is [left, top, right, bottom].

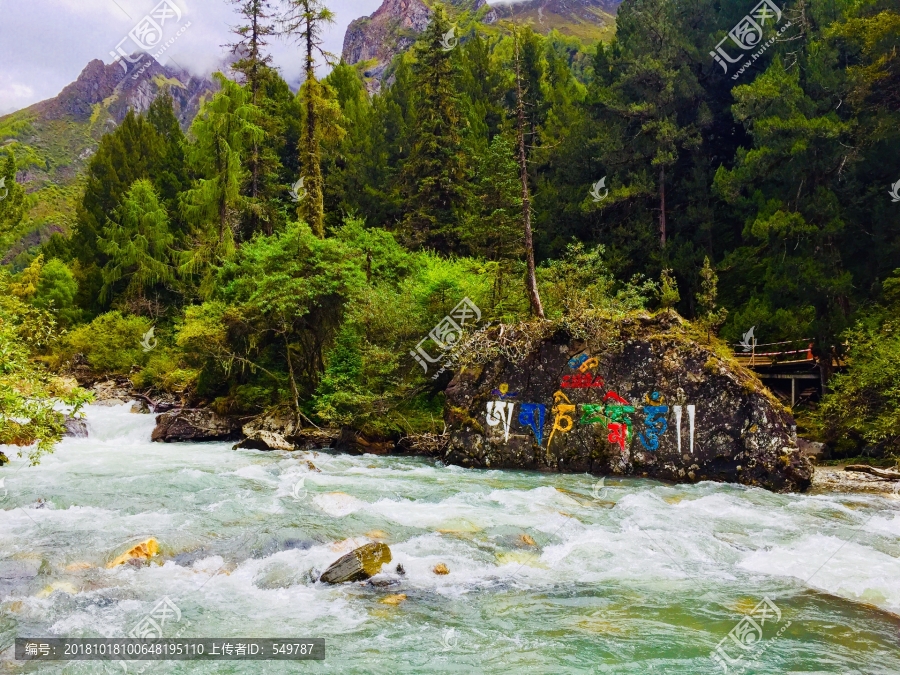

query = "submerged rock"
[[63, 417, 88, 438], [320, 543, 392, 584], [444, 312, 813, 492], [151, 409, 240, 443], [107, 538, 159, 568]]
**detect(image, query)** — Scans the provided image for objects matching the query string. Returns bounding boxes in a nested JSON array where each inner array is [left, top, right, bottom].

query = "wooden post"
[[791, 377, 796, 408]]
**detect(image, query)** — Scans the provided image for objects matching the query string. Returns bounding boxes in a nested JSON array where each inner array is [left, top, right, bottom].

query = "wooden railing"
[[731, 339, 815, 368]]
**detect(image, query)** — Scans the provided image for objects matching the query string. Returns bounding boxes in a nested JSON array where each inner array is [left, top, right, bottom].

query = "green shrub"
[[61, 311, 154, 374]]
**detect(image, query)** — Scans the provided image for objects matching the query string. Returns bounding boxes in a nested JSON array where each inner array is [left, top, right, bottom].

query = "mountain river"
[[1, 403, 899, 673]]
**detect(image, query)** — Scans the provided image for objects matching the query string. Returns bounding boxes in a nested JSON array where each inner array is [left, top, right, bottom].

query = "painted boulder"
[[443, 312, 813, 492]]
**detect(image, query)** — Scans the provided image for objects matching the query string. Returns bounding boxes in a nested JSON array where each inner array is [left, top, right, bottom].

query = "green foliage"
[[179, 73, 263, 296], [60, 311, 154, 374], [4, 0, 899, 443], [696, 257, 727, 340], [539, 242, 654, 318], [816, 310, 900, 456], [99, 179, 175, 304], [33, 258, 81, 326], [658, 268, 680, 310], [0, 269, 91, 464]]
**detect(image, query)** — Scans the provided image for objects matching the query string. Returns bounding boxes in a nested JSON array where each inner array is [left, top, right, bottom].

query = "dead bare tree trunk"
[[514, 29, 545, 320], [659, 166, 667, 248]]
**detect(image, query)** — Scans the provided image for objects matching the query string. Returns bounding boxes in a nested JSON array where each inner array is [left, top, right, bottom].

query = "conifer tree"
[[99, 179, 175, 308], [229, 0, 278, 236], [282, 0, 335, 238], [179, 73, 262, 296], [696, 257, 727, 341], [399, 5, 469, 253]]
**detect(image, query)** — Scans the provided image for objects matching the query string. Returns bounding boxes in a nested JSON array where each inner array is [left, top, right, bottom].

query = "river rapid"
[[1, 403, 899, 674]]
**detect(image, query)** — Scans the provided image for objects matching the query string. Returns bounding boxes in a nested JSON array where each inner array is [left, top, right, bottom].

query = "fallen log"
[[844, 465, 900, 480]]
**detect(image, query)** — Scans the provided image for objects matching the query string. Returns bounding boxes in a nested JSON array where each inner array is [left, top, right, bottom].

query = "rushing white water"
[[1, 403, 899, 674]]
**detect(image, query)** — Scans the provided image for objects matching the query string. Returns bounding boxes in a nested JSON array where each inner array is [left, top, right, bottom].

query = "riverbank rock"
[[151, 409, 240, 443], [234, 430, 295, 452], [335, 428, 395, 455], [320, 543, 392, 584], [90, 379, 133, 406], [797, 438, 830, 462], [443, 311, 813, 493], [234, 414, 339, 451]]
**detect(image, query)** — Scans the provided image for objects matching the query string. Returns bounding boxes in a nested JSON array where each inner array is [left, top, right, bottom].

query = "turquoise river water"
[[1, 403, 899, 674]]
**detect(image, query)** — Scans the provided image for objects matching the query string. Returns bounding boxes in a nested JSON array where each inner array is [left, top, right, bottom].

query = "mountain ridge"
[[341, 0, 619, 91], [0, 58, 216, 265]]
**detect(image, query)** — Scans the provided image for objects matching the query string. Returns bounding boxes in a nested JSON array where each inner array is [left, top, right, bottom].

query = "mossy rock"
[[320, 543, 392, 584]]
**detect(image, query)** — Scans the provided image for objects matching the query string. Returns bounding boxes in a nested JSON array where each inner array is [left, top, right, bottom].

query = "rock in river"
[[443, 311, 813, 492], [152, 409, 240, 443], [320, 543, 392, 584]]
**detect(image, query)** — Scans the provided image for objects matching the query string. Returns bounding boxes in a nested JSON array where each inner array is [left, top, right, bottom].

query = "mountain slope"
[[490, 0, 618, 42], [0, 58, 215, 265], [341, 0, 619, 91]]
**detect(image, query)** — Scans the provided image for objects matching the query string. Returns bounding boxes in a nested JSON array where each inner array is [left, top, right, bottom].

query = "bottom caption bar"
[[16, 639, 325, 660]]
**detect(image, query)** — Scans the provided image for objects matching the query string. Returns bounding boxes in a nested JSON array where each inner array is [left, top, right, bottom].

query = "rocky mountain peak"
[[341, 0, 492, 92]]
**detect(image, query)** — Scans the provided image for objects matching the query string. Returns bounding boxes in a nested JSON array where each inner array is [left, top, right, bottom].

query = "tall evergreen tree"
[[399, 6, 469, 253], [99, 179, 175, 310], [282, 0, 335, 238], [229, 0, 279, 238], [179, 73, 262, 296]]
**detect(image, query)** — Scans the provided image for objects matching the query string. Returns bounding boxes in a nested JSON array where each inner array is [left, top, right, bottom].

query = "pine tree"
[[99, 179, 175, 308], [399, 5, 470, 253], [229, 0, 279, 237], [179, 73, 262, 296], [282, 0, 335, 238], [696, 257, 727, 341], [658, 268, 680, 310]]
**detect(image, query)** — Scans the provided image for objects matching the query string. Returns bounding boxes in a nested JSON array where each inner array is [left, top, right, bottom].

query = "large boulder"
[[443, 312, 813, 493], [151, 409, 240, 443], [234, 414, 338, 451]]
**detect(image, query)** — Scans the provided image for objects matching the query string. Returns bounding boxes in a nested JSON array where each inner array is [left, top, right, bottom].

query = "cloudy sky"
[[0, 0, 385, 115]]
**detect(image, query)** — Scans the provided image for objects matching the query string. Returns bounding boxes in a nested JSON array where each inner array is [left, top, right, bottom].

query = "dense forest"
[[1, 0, 898, 463]]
